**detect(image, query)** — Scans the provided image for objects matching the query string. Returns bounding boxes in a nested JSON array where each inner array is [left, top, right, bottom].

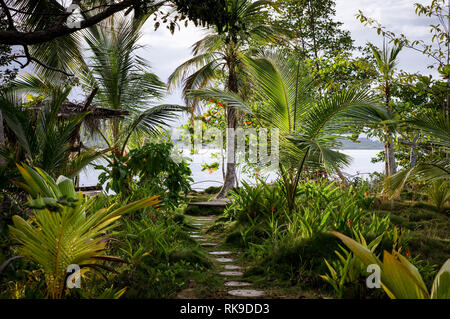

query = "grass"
[[373, 198, 449, 266]]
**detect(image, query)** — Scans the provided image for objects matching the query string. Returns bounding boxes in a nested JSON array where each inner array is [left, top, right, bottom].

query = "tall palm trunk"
[[217, 59, 238, 198], [385, 132, 397, 176], [384, 81, 397, 176], [0, 110, 5, 165], [112, 117, 121, 158], [218, 106, 237, 197]]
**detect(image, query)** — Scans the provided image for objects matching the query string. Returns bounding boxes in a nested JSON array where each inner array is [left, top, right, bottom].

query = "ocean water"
[[79, 149, 384, 191]]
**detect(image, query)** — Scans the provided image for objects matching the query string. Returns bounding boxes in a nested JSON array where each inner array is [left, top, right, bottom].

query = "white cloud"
[[335, 0, 439, 74]]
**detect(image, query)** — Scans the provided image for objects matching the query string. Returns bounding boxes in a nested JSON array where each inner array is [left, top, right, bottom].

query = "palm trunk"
[[336, 169, 348, 187], [384, 82, 397, 176], [217, 100, 237, 198], [217, 58, 238, 198], [0, 110, 5, 165], [385, 129, 397, 176], [410, 134, 419, 167]]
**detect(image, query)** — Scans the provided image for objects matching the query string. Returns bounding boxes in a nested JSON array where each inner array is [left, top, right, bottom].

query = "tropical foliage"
[[332, 230, 450, 299], [0, 79, 104, 179], [96, 142, 192, 205], [82, 14, 184, 158], [9, 164, 160, 299], [190, 52, 389, 209], [0, 0, 448, 302], [169, 0, 277, 197]]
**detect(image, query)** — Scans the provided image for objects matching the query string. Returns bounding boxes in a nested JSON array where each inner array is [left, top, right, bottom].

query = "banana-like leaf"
[[381, 251, 429, 299], [34, 167, 62, 198], [331, 231, 442, 299], [383, 163, 450, 199], [431, 259, 450, 299], [15, 164, 52, 198], [330, 231, 380, 266], [55, 175, 77, 200], [107, 195, 161, 221]]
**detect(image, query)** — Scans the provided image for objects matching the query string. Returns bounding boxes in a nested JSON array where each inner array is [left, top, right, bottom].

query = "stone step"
[[227, 289, 266, 297], [219, 271, 244, 276], [223, 265, 242, 270], [215, 258, 234, 263], [208, 251, 233, 256], [224, 281, 252, 287]]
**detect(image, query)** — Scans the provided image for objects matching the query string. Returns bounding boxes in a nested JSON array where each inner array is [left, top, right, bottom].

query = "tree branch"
[[13, 45, 74, 77], [0, 0, 137, 45], [0, 0, 16, 30]]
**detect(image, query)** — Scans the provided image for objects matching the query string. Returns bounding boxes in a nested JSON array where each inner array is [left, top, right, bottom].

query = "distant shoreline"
[[338, 137, 383, 150]]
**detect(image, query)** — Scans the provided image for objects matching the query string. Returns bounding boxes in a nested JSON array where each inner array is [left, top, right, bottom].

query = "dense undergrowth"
[[0, 157, 211, 299], [0, 193, 214, 299], [205, 178, 449, 299], [0, 169, 448, 299]]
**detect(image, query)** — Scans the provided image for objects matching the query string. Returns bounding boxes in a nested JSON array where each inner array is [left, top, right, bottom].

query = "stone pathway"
[[186, 215, 266, 298]]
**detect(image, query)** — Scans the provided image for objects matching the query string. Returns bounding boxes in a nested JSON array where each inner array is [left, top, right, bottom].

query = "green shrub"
[[114, 260, 195, 298], [96, 142, 192, 206], [101, 203, 212, 299], [426, 180, 450, 213], [321, 232, 386, 299], [184, 204, 223, 216], [225, 179, 286, 224], [169, 248, 211, 268], [219, 179, 403, 294], [203, 186, 222, 194]]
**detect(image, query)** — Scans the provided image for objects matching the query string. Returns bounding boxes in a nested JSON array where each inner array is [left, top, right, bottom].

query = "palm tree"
[[168, 0, 276, 197], [368, 42, 403, 177], [10, 164, 161, 299], [383, 111, 450, 198], [0, 76, 104, 178], [81, 14, 184, 160], [190, 52, 389, 210]]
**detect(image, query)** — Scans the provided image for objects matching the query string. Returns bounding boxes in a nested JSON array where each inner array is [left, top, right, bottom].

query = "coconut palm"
[[368, 42, 402, 177], [81, 14, 184, 159], [189, 52, 389, 210], [7, 0, 166, 81], [168, 0, 277, 197]]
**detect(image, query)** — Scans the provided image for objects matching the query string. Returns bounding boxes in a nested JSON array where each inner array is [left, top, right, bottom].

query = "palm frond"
[[408, 112, 450, 149], [168, 52, 219, 91], [300, 88, 388, 139], [120, 104, 187, 154], [384, 162, 450, 198], [10, 165, 161, 299], [188, 88, 255, 116], [0, 91, 32, 155]]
